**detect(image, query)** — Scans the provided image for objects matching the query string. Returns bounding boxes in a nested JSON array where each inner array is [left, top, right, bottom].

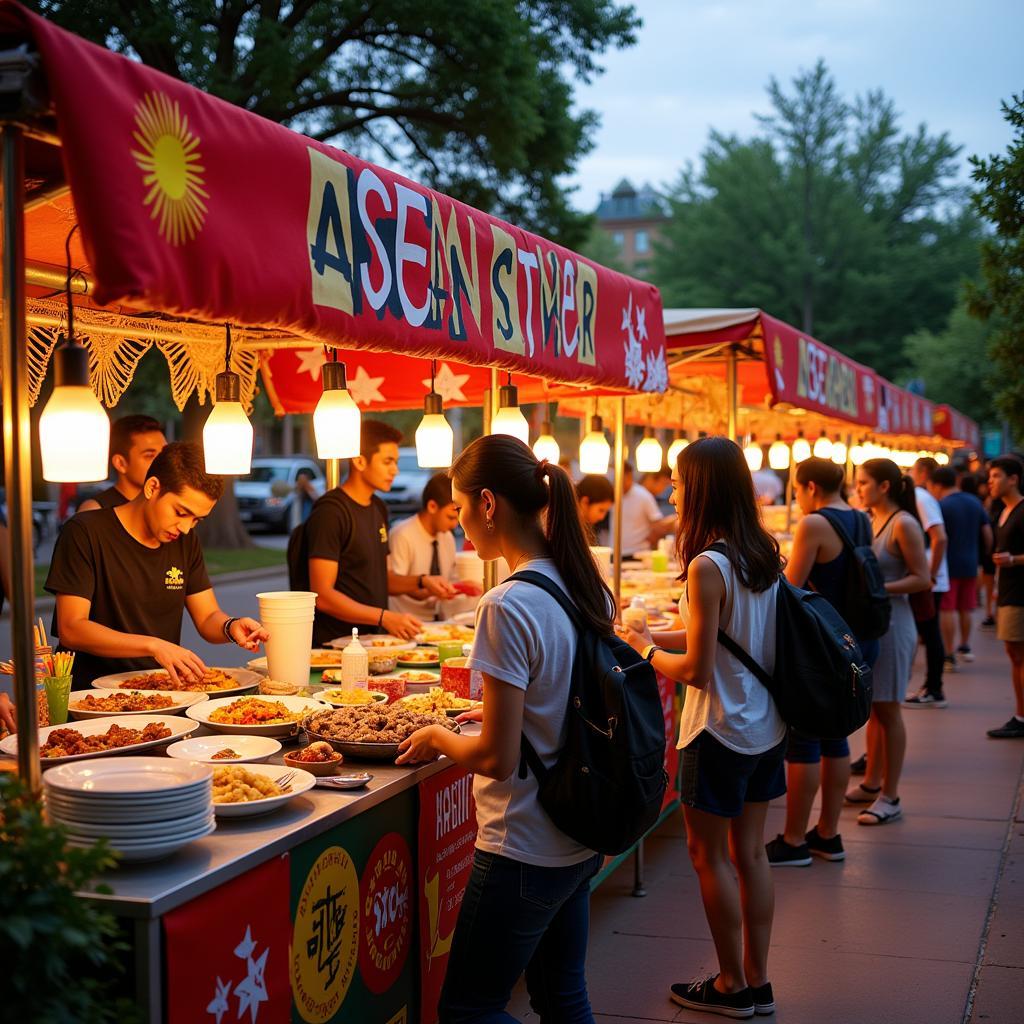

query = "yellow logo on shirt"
[[165, 566, 184, 590], [379, 524, 388, 544]]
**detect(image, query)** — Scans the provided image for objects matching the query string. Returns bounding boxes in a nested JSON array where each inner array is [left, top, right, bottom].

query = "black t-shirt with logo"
[[291, 488, 390, 647], [996, 500, 1024, 608], [45, 508, 211, 687]]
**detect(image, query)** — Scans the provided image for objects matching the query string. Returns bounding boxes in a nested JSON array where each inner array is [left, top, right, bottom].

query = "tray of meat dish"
[[68, 689, 209, 719], [303, 705, 458, 760], [0, 714, 199, 765], [91, 666, 262, 696]]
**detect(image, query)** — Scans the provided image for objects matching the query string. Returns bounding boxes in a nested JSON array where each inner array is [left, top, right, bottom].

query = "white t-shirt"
[[465, 558, 596, 867], [677, 549, 786, 755], [387, 514, 456, 619], [752, 469, 784, 504], [915, 487, 950, 593], [620, 484, 664, 554]]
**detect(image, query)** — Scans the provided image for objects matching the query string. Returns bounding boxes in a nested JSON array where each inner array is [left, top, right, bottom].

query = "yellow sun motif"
[[130, 92, 209, 246]]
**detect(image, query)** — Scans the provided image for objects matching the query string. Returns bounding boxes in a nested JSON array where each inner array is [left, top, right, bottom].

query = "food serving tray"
[[187, 694, 328, 736], [91, 667, 262, 697], [303, 720, 460, 761]]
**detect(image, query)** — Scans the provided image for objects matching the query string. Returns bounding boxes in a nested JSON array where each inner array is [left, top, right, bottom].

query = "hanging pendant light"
[[743, 434, 764, 472], [203, 324, 254, 475], [768, 433, 791, 470], [40, 225, 110, 483], [635, 420, 664, 473], [831, 435, 848, 466], [935, 451, 950, 466], [533, 403, 561, 464], [415, 360, 454, 468], [313, 354, 361, 459], [850, 438, 867, 466], [667, 433, 689, 468], [579, 412, 611, 475], [792, 429, 812, 464], [813, 430, 833, 459], [490, 373, 530, 444]]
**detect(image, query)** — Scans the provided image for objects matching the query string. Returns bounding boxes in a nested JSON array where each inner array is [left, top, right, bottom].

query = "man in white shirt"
[[620, 462, 674, 556], [389, 473, 473, 620]]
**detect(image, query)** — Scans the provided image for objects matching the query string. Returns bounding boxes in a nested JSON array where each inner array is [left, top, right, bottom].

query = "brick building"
[[594, 179, 669, 276]]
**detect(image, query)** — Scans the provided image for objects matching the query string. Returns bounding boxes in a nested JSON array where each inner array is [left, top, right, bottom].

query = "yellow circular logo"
[[291, 845, 360, 1023]]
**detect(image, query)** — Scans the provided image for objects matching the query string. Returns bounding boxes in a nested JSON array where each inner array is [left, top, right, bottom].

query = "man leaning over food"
[[46, 442, 268, 690]]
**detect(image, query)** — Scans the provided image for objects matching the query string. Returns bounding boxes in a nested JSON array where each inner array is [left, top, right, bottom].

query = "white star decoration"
[[427, 361, 471, 403], [235, 947, 269, 1023], [644, 347, 668, 393], [637, 306, 648, 342], [348, 364, 387, 405], [295, 348, 328, 381], [205, 977, 232, 1024], [621, 293, 646, 390]]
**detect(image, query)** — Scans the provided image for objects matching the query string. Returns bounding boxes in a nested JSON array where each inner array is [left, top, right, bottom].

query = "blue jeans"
[[438, 848, 603, 1023]]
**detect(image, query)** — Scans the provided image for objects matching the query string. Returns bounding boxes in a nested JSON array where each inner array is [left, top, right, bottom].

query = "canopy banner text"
[[934, 404, 981, 448]]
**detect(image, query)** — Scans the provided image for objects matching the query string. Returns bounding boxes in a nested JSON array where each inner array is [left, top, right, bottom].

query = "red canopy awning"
[[0, 2, 666, 396], [933, 405, 982, 448]]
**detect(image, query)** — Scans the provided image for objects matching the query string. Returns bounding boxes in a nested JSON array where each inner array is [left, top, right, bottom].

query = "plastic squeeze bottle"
[[623, 596, 648, 634], [341, 628, 368, 691]]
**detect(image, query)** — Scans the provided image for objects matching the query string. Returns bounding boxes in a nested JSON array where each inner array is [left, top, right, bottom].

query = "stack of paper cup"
[[256, 591, 316, 687], [454, 550, 484, 590]]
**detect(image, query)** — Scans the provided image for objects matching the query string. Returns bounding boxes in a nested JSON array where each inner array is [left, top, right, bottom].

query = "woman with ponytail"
[[848, 459, 931, 826], [397, 434, 609, 1023]]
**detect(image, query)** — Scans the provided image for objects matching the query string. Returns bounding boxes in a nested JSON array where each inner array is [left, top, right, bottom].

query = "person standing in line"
[[986, 457, 1024, 739], [575, 475, 615, 543], [846, 459, 931, 824], [622, 437, 786, 1020], [976, 472, 1002, 629], [396, 436, 607, 1023], [76, 414, 167, 512], [766, 458, 880, 867], [925, 467, 992, 669], [911, 457, 950, 694], [619, 461, 674, 556]]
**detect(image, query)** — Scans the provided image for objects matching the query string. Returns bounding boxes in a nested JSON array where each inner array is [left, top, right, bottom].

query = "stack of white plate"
[[43, 756, 215, 862]]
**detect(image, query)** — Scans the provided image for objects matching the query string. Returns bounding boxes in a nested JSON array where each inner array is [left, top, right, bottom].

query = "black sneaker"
[[805, 826, 845, 861], [944, 654, 957, 672], [904, 690, 948, 709], [850, 753, 867, 775], [981, 616, 996, 629], [987, 717, 1024, 739], [765, 834, 811, 867], [670, 976, 754, 1018], [958, 644, 975, 663], [750, 982, 775, 1016]]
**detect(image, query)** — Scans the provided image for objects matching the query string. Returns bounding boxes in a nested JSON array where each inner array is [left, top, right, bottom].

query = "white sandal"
[[845, 783, 881, 804], [857, 796, 902, 825]]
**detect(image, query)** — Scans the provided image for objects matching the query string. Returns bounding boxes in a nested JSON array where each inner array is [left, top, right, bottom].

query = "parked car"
[[234, 457, 326, 532], [379, 447, 433, 519]]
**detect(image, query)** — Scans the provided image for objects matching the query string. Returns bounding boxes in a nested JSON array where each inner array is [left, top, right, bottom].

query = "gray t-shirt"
[[466, 557, 596, 867]]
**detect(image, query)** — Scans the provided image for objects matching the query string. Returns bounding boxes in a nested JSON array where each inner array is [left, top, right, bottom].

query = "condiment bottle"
[[341, 628, 368, 691], [623, 595, 648, 633]]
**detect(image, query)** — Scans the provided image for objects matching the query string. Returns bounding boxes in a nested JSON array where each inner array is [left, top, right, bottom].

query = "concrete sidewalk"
[[510, 625, 1024, 1024]]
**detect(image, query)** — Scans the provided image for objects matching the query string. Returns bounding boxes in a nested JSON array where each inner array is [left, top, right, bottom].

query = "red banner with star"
[[2, 3, 666, 395]]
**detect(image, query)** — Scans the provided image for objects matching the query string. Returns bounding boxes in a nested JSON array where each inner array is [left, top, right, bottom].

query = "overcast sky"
[[566, 0, 1024, 211]]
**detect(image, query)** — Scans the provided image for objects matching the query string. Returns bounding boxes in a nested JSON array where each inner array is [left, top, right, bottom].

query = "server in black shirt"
[[77, 414, 167, 512], [46, 442, 268, 689], [289, 420, 456, 646], [988, 456, 1024, 739]]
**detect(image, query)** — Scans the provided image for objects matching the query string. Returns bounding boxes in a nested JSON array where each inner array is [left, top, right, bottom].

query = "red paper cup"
[[373, 677, 407, 704], [441, 657, 484, 700]]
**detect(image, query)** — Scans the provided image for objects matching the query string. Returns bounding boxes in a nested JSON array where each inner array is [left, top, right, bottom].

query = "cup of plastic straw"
[[42, 675, 72, 726]]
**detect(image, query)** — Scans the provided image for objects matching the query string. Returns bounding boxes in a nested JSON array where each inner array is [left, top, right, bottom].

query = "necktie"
[[430, 538, 440, 577]]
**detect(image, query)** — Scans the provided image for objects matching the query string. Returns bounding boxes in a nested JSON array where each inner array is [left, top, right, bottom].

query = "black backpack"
[[812, 508, 891, 642], [286, 489, 351, 590], [509, 571, 668, 856], [708, 545, 872, 739]]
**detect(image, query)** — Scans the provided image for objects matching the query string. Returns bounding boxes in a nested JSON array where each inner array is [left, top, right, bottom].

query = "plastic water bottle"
[[341, 628, 368, 691], [623, 596, 648, 633]]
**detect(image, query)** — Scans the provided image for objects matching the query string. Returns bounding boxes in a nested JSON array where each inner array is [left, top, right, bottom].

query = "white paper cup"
[[260, 610, 318, 623], [262, 609, 314, 687], [258, 590, 316, 612]]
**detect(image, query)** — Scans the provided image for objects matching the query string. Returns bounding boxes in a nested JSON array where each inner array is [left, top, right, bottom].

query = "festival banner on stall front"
[[418, 768, 478, 1024], [165, 854, 293, 1024], [874, 378, 936, 438], [2, 3, 667, 395], [934, 404, 981, 448], [658, 674, 681, 810]]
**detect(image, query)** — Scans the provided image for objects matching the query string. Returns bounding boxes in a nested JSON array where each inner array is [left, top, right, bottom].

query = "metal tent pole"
[[726, 344, 738, 442], [0, 124, 39, 792], [483, 368, 499, 594], [612, 398, 625, 607]]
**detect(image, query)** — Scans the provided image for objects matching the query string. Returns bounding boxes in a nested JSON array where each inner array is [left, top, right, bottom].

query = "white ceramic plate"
[[65, 818, 216, 862], [324, 634, 416, 652], [187, 694, 327, 736], [395, 649, 442, 669], [49, 806, 214, 839], [211, 762, 316, 817], [67, 689, 209, 720], [43, 754, 211, 794], [166, 735, 283, 764], [45, 792, 211, 824], [414, 622, 476, 646], [3, 716, 200, 766], [246, 649, 350, 675], [90, 667, 262, 697]]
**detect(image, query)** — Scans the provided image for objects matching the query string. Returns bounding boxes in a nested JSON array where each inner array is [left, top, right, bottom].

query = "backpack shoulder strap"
[[506, 569, 584, 634], [715, 627, 775, 690], [811, 507, 857, 551]]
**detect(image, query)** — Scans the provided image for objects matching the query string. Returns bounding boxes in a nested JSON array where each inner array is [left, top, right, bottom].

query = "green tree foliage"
[[32, 0, 639, 247], [653, 61, 981, 378], [966, 95, 1024, 445]]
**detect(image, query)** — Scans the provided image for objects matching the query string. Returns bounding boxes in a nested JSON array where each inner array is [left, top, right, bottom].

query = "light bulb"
[[635, 430, 664, 473], [533, 422, 561, 464], [415, 391, 454, 467], [743, 437, 764, 472], [314, 362, 361, 459], [813, 431, 833, 459], [579, 416, 611, 475], [768, 434, 791, 470], [850, 440, 866, 466], [935, 451, 950, 466], [792, 431, 811, 464], [491, 382, 530, 444], [667, 436, 689, 467], [831, 436, 847, 465], [204, 371, 253, 475], [40, 386, 110, 482]]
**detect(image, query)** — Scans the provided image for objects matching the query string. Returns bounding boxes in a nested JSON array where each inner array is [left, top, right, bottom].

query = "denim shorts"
[[785, 727, 850, 764], [680, 731, 786, 818]]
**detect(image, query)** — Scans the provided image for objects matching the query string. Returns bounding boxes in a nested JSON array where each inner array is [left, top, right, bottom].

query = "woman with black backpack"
[[397, 434, 611, 1023], [622, 436, 786, 1020], [766, 458, 882, 867]]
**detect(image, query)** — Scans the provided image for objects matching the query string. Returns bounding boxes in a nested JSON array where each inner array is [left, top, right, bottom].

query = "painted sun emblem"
[[130, 92, 209, 245]]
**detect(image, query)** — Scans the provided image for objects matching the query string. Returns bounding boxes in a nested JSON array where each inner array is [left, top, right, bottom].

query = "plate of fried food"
[[415, 622, 476, 646], [395, 647, 442, 669], [211, 762, 316, 817], [303, 704, 458, 760], [398, 687, 480, 718], [0, 714, 198, 765], [91, 666, 262, 697], [187, 694, 328, 736], [68, 689, 209, 720], [317, 687, 389, 708]]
